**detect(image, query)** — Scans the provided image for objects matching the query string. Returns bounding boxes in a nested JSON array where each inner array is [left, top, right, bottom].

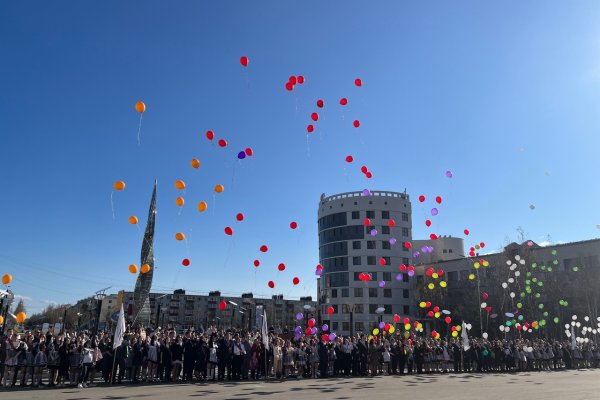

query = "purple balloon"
[[428, 246, 434, 253], [389, 238, 397, 245], [315, 269, 323, 276], [413, 251, 420, 258], [408, 270, 415, 277], [311, 327, 317, 335], [445, 170, 453, 178], [370, 229, 378, 236], [379, 321, 385, 329], [362, 189, 371, 196], [378, 280, 385, 288], [322, 324, 329, 332], [296, 312, 303, 321], [294, 333, 301, 341], [329, 333, 337, 341], [237, 151, 246, 160], [295, 326, 302, 333], [396, 273, 403, 281], [431, 208, 439, 216]]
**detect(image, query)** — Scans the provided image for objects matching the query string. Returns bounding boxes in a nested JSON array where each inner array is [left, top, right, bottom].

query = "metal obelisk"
[[133, 180, 157, 326]]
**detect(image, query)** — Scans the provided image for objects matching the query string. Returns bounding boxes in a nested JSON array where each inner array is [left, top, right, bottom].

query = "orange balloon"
[[128, 264, 138, 274], [135, 101, 146, 113], [113, 181, 126, 191], [175, 180, 186, 190], [198, 201, 208, 212], [1, 274, 12, 285], [176, 197, 185, 207], [214, 184, 224, 193], [191, 158, 200, 169], [0, 315, 4, 325], [16, 312, 26, 324], [175, 232, 185, 241], [141, 264, 151, 274], [128, 216, 138, 225]]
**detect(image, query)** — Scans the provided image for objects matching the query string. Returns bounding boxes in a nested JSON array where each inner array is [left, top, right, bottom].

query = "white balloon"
[[506, 260, 512, 266], [510, 292, 515, 298], [576, 322, 581, 327], [505, 327, 510, 332], [571, 321, 576, 326], [502, 282, 508, 289], [481, 302, 487, 308], [510, 265, 517, 271], [482, 332, 488, 339], [508, 278, 515, 283], [514, 271, 521, 277], [515, 255, 521, 261], [585, 316, 590, 322], [500, 325, 505, 332], [572, 315, 578, 320], [565, 324, 570, 329], [519, 259, 525, 265]]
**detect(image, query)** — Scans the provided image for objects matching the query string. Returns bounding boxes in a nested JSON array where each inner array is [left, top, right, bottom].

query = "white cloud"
[[14, 294, 33, 302], [42, 299, 58, 305]]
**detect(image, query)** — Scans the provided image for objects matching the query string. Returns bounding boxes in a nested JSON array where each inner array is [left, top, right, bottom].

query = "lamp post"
[[346, 303, 356, 337], [0, 289, 14, 336], [93, 287, 109, 334], [375, 307, 385, 338], [154, 294, 168, 329], [228, 301, 239, 330]]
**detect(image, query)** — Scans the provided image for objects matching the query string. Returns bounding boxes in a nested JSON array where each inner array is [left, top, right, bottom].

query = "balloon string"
[[110, 191, 115, 220], [137, 114, 144, 146], [306, 134, 311, 158]]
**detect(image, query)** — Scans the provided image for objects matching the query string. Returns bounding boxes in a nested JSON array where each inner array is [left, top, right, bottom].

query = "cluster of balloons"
[[285, 74, 305, 91], [359, 165, 373, 179], [424, 267, 447, 289], [237, 148, 254, 160], [398, 264, 415, 277]]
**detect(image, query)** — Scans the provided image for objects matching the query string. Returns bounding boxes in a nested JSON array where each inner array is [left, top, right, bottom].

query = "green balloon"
[[573, 267, 579, 272], [532, 263, 537, 268], [553, 260, 558, 265], [538, 303, 544, 309], [551, 250, 557, 256], [517, 303, 523, 309], [553, 317, 559, 323], [543, 312, 548, 317], [526, 272, 532, 277], [535, 293, 541, 298], [548, 267, 553, 272]]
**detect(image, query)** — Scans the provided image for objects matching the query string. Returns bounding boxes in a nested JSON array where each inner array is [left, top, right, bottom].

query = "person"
[[368, 339, 379, 377], [207, 336, 218, 381], [249, 338, 261, 380], [241, 334, 252, 380], [452, 340, 461, 373], [182, 333, 195, 381], [414, 342, 424, 375], [80, 341, 94, 387], [68, 341, 81, 387], [382, 340, 391, 375], [318, 338, 328, 378], [216, 332, 230, 381], [57, 339, 70, 387], [309, 339, 319, 378], [46, 339, 60, 386], [283, 340, 294, 378], [170, 335, 184, 381], [231, 334, 246, 380], [194, 336, 207, 381], [273, 338, 283, 379], [147, 337, 158, 381]]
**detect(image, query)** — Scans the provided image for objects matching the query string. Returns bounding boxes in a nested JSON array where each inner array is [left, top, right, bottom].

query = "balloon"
[[311, 112, 319, 121], [345, 155, 354, 163], [235, 213, 245, 222], [445, 317, 452, 324], [260, 245, 268, 252], [404, 242, 412, 249], [363, 218, 371, 226], [245, 148, 253, 156], [289, 76, 297, 85], [431, 330, 438, 338], [439, 281, 447, 288], [327, 306, 334, 315], [238, 151, 246, 160], [308, 318, 315, 328], [206, 130, 215, 140], [389, 238, 397, 245], [218, 139, 228, 147], [445, 170, 453, 178], [353, 120, 360, 128], [418, 195, 425, 202], [297, 76, 305, 84], [322, 324, 329, 332], [373, 328, 380, 336], [316, 99, 324, 108], [278, 263, 286, 271], [191, 158, 200, 169], [428, 283, 435, 290], [285, 82, 294, 91], [134, 101, 147, 114], [214, 184, 224, 193], [431, 208, 439, 216], [176, 197, 185, 207], [305, 328, 312, 335], [128, 216, 138, 225], [482, 292, 489, 299], [268, 281, 275, 289], [379, 322, 385, 329], [379, 258, 386, 266], [365, 172, 373, 179], [425, 219, 431, 227], [253, 260, 260, 267], [307, 124, 314, 133], [296, 312, 303, 320], [175, 232, 185, 241], [464, 229, 469, 235], [370, 229, 378, 236], [389, 326, 395, 334], [378, 280, 385, 288], [430, 233, 438, 240], [293, 277, 300, 285], [175, 180, 186, 190], [435, 196, 442, 204], [182, 259, 190, 267], [0, 315, 3, 325], [360, 166, 368, 174], [224, 226, 233, 235], [240, 56, 249, 67], [290, 221, 298, 229], [219, 301, 227, 310], [128, 264, 138, 274], [198, 201, 208, 212], [340, 98, 348, 106], [16, 312, 26, 324], [329, 333, 337, 341], [113, 181, 126, 191], [141, 264, 151, 274]]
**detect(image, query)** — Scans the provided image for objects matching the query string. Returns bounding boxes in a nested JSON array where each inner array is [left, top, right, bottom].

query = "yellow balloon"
[[434, 312, 441, 318], [432, 272, 439, 279], [452, 331, 458, 337], [2, 274, 12, 285], [128, 264, 138, 274], [16, 312, 26, 324], [469, 273, 475, 280], [113, 181, 126, 191], [176, 197, 185, 207], [197, 201, 208, 212], [175, 180, 186, 190], [483, 261, 490, 267], [191, 158, 200, 169], [389, 326, 395, 334], [440, 281, 447, 288], [427, 283, 435, 290], [404, 331, 410, 339], [373, 328, 380, 335], [417, 323, 423, 330], [419, 301, 426, 308], [0, 315, 4, 325], [141, 264, 151, 274], [214, 184, 224, 193], [128, 216, 138, 225], [135, 101, 146, 113], [456, 325, 462, 331], [474, 262, 480, 269], [404, 323, 410, 330], [175, 232, 185, 241]]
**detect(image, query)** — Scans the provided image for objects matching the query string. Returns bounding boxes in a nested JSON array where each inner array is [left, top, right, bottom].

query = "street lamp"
[[93, 288, 109, 334], [0, 289, 14, 335], [228, 301, 239, 329], [375, 307, 385, 337], [345, 303, 356, 337], [154, 294, 168, 329]]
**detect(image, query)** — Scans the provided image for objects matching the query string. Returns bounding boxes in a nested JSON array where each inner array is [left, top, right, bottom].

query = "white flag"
[[113, 304, 126, 349], [571, 325, 576, 350], [461, 321, 470, 351], [261, 307, 269, 349]]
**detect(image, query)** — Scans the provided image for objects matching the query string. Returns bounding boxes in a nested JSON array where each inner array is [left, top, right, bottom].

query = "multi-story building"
[[317, 190, 415, 336]]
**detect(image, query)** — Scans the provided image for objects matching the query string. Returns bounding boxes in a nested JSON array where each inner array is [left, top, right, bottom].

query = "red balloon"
[[353, 120, 360, 128], [425, 219, 431, 227], [206, 130, 215, 141], [289, 76, 297, 85], [360, 165, 368, 174], [464, 229, 470, 235], [427, 311, 434, 317], [316, 264, 323, 270], [379, 258, 386, 266], [311, 112, 319, 121], [366, 172, 373, 179], [322, 334, 330, 342], [418, 195, 425, 202], [388, 219, 395, 227], [268, 280, 275, 289], [355, 78, 362, 87], [425, 301, 431, 308], [297, 75, 305, 84], [245, 148, 253, 156], [327, 306, 334, 315], [253, 260, 260, 267], [399, 264, 407, 271], [340, 98, 348, 106], [278, 263, 286, 271], [345, 155, 353, 163], [485, 306, 492, 313], [307, 124, 314, 133], [384, 323, 391, 331], [285, 82, 294, 91], [292, 277, 300, 285], [393, 314, 400, 323], [236, 213, 244, 221], [224, 226, 233, 235], [444, 316, 451, 324], [433, 306, 440, 313], [426, 268, 434, 276], [404, 242, 412, 250], [218, 139, 228, 147], [240, 56, 249, 67], [403, 317, 410, 325], [290, 221, 298, 229], [308, 318, 315, 328], [431, 331, 438, 338], [260, 245, 268, 252], [182, 258, 190, 267], [316, 99, 324, 108], [469, 251, 476, 257], [451, 326, 457, 332], [363, 218, 371, 226], [430, 233, 438, 240], [219, 301, 227, 310], [306, 328, 312, 335], [482, 293, 489, 299], [364, 273, 371, 282], [435, 196, 442, 204], [480, 242, 485, 248]]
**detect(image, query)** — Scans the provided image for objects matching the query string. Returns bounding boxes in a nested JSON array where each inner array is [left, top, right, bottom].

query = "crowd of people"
[[1, 325, 599, 390]]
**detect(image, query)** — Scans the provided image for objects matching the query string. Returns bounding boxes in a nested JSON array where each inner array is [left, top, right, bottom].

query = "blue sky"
[[1, 1, 600, 314]]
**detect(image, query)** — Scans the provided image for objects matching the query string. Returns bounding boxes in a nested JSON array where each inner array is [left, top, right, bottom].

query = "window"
[[366, 210, 375, 219], [448, 271, 458, 282], [382, 241, 391, 250], [342, 288, 349, 298], [403, 305, 410, 315], [353, 240, 361, 249], [354, 304, 364, 313], [367, 240, 376, 249], [401, 212, 409, 222], [367, 256, 376, 265], [369, 288, 378, 298], [382, 256, 391, 265], [342, 322, 350, 332], [449, 249, 453, 253], [369, 304, 378, 314], [383, 272, 391, 281], [402, 227, 409, 237], [353, 256, 361, 265], [381, 211, 390, 219], [403, 289, 409, 299], [332, 322, 338, 331], [384, 305, 393, 314], [355, 322, 364, 332], [342, 304, 350, 313], [380, 226, 389, 235], [365, 225, 375, 234], [402, 257, 409, 265], [384, 289, 392, 298], [354, 288, 363, 297], [331, 289, 338, 298], [352, 211, 360, 219]]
